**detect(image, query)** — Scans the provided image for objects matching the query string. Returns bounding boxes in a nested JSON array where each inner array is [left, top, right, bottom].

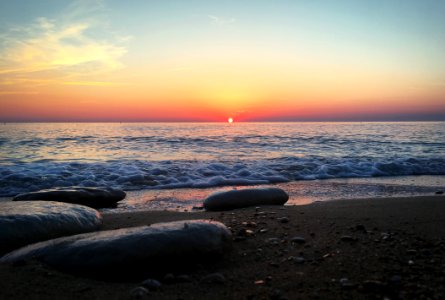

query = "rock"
[[293, 256, 305, 264], [204, 188, 289, 211], [0, 201, 102, 255], [13, 187, 126, 209], [278, 217, 289, 223], [362, 280, 385, 292], [435, 191, 444, 195], [0, 220, 232, 279], [129, 287, 149, 299], [340, 235, 357, 242], [201, 273, 226, 284], [141, 279, 161, 290], [290, 237, 306, 244]]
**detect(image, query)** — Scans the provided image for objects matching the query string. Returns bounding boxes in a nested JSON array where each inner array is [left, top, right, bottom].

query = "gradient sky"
[[0, 0, 444, 121]]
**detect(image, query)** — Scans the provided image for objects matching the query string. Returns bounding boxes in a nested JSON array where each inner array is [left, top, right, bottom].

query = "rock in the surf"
[[0, 220, 232, 279], [203, 188, 289, 211], [13, 187, 126, 208], [0, 201, 102, 255]]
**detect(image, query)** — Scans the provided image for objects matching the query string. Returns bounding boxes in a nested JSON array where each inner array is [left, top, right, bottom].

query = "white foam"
[[1, 157, 444, 197]]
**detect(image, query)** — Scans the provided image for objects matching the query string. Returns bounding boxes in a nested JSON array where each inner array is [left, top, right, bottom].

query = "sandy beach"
[[1, 194, 445, 300]]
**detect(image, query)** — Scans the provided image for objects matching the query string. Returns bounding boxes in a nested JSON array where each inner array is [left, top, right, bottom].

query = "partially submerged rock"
[[13, 187, 126, 208], [204, 188, 289, 211], [0, 201, 102, 255], [1, 220, 232, 279]]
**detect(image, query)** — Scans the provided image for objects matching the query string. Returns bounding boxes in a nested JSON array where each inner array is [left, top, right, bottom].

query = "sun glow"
[[228, 117, 233, 123]]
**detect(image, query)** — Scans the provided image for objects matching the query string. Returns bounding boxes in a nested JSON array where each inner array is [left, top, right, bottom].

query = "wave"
[[1, 156, 444, 197]]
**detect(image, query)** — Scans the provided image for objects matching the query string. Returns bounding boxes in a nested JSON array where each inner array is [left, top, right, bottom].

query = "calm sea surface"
[[0, 122, 444, 199]]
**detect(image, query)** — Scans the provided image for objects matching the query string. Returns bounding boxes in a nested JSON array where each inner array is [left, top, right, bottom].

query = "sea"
[[1, 122, 444, 211]]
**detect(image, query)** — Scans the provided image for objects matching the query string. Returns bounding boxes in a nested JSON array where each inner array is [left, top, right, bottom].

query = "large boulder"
[[204, 188, 289, 211], [1, 220, 232, 279], [0, 201, 102, 255], [13, 187, 126, 208]]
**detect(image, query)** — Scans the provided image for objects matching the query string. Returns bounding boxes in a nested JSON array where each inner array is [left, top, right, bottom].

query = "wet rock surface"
[[1, 220, 232, 279], [0, 201, 102, 255], [204, 188, 289, 211], [13, 187, 126, 208]]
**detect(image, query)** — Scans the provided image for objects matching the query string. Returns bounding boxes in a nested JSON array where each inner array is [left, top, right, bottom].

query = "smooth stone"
[[290, 237, 306, 244], [129, 287, 149, 299], [141, 279, 162, 290], [13, 187, 126, 208], [0, 220, 232, 279], [204, 188, 289, 211], [0, 201, 102, 255]]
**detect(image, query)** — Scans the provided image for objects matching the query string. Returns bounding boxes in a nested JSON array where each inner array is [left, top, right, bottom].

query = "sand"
[[1, 195, 445, 299]]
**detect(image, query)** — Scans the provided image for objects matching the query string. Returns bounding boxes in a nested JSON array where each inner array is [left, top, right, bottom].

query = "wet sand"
[[1, 195, 445, 299]]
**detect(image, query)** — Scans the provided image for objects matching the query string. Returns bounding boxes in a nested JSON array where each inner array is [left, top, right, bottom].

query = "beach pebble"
[[201, 273, 226, 284], [0, 220, 232, 279], [13, 187, 126, 209], [290, 237, 306, 244], [362, 280, 385, 292], [340, 235, 357, 242], [129, 287, 149, 299], [203, 188, 289, 211], [0, 201, 102, 255], [141, 279, 161, 290], [278, 217, 289, 223]]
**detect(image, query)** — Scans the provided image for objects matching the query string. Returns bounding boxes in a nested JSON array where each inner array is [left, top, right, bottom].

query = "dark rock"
[[203, 188, 288, 211], [141, 279, 161, 290], [435, 191, 444, 195], [340, 235, 357, 242], [278, 217, 289, 223], [355, 224, 366, 231], [293, 256, 305, 264], [129, 287, 149, 299], [201, 273, 226, 284], [13, 187, 126, 209], [0, 220, 232, 279], [0, 201, 102, 255], [290, 237, 306, 244], [266, 238, 281, 245], [362, 280, 385, 292]]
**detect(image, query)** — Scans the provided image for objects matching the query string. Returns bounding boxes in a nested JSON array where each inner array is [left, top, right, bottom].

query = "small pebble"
[[141, 279, 161, 290], [201, 273, 226, 284], [290, 237, 306, 244], [129, 287, 149, 299], [279, 217, 289, 223], [266, 238, 281, 245], [340, 235, 357, 242], [362, 280, 385, 292]]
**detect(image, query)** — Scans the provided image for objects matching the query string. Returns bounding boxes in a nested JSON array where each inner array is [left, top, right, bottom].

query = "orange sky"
[[0, 1, 444, 121]]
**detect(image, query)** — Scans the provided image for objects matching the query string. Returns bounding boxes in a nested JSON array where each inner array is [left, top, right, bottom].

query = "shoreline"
[[2, 195, 445, 299]]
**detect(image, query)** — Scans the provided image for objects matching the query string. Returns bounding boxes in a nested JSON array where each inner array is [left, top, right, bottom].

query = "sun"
[[228, 117, 233, 123]]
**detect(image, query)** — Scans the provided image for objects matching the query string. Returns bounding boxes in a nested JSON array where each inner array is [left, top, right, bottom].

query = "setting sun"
[[228, 117, 233, 123]]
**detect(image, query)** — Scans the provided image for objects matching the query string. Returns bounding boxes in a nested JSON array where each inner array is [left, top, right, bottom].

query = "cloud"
[[208, 15, 236, 27], [0, 1, 128, 88], [0, 19, 126, 75]]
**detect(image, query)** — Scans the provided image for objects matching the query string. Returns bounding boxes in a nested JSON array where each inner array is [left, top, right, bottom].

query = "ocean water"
[[0, 122, 444, 200]]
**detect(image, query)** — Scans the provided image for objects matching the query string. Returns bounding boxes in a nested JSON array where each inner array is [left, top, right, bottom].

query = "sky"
[[0, 0, 444, 122]]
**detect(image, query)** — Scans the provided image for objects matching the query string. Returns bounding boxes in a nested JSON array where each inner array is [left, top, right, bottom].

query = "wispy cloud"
[[208, 15, 236, 27], [0, 1, 128, 89]]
